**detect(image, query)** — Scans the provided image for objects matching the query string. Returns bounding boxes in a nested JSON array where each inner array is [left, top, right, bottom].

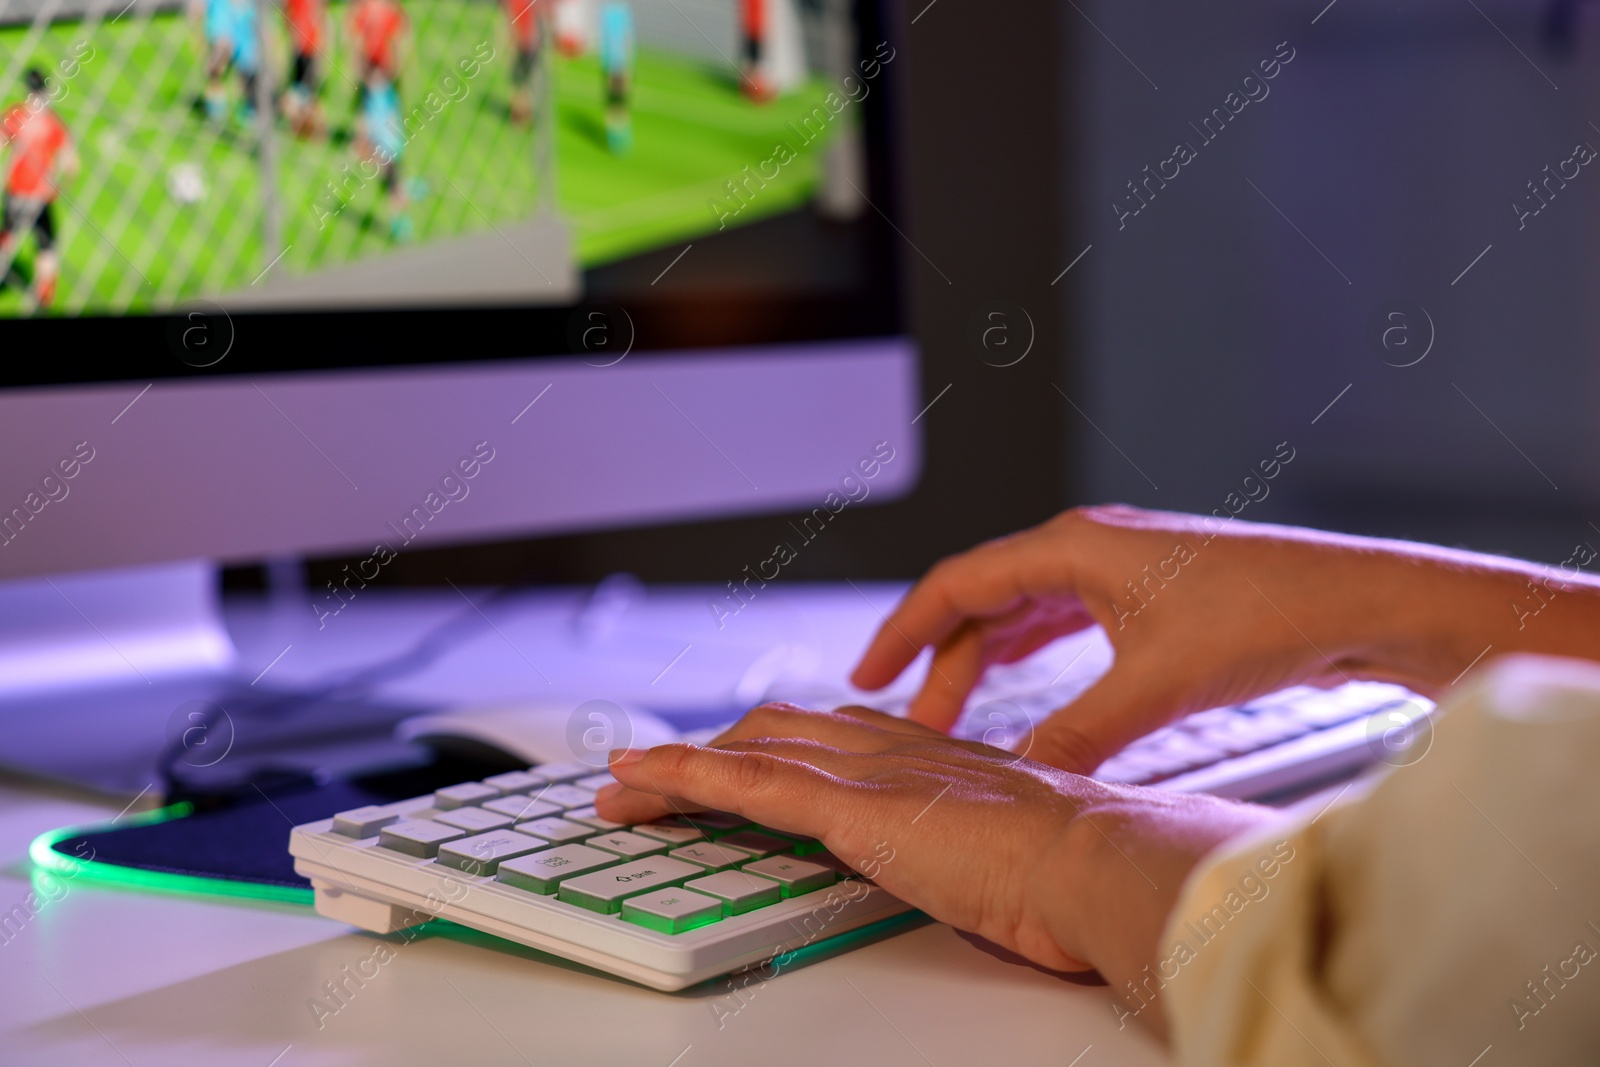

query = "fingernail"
[[608, 747, 647, 768], [594, 782, 625, 803]]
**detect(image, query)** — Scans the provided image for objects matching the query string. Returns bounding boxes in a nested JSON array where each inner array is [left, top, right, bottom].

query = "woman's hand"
[[849, 504, 1569, 773], [595, 702, 1278, 992]]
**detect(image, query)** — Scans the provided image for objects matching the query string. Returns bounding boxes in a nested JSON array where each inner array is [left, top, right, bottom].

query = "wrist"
[[1034, 788, 1282, 1025], [1031, 795, 1115, 968], [1338, 545, 1600, 691], [1330, 550, 1501, 689]]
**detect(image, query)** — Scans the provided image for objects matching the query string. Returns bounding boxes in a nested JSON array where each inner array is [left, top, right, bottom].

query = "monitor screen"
[[0, 0, 902, 381]]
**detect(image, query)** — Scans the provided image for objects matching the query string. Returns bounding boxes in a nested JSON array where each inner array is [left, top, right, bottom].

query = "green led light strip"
[[30, 808, 925, 980], [28, 803, 315, 907]]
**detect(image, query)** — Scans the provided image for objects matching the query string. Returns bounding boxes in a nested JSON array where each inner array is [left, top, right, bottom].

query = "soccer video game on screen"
[[0, 0, 887, 317]]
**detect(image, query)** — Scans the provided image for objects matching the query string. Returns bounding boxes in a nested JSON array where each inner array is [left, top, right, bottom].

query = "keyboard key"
[[586, 831, 670, 859], [535, 784, 599, 810], [666, 811, 749, 836], [497, 844, 619, 895], [630, 823, 704, 846], [621, 887, 723, 934], [515, 817, 596, 845], [331, 806, 399, 839], [717, 831, 797, 858], [566, 807, 628, 831], [437, 831, 546, 875], [576, 773, 617, 792], [483, 795, 563, 822], [1193, 719, 1269, 757], [483, 770, 547, 795], [804, 851, 867, 879], [1252, 709, 1314, 745], [379, 819, 467, 859], [740, 855, 835, 897], [558, 857, 703, 914], [669, 842, 753, 872], [1115, 750, 1190, 777], [1301, 690, 1393, 727], [1092, 757, 1156, 785], [756, 828, 824, 855], [434, 782, 499, 810], [435, 807, 517, 833], [1138, 733, 1227, 773], [532, 760, 594, 784], [1179, 707, 1240, 729], [685, 869, 782, 914]]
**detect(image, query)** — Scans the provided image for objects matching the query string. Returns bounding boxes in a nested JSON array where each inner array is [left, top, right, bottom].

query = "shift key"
[[557, 857, 703, 914]]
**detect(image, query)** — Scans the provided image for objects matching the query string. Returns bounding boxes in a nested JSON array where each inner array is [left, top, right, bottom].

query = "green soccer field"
[[0, 3, 840, 315]]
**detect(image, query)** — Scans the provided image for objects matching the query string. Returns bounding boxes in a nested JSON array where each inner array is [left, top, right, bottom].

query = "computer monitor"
[[0, 0, 918, 576], [0, 0, 920, 788]]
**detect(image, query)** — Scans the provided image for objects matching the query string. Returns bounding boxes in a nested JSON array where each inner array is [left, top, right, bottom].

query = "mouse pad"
[[43, 759, 492, 894]]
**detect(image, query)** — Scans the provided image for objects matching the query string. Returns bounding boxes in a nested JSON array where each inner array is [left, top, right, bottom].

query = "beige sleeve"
[[1153, 654, 1600, 1067]]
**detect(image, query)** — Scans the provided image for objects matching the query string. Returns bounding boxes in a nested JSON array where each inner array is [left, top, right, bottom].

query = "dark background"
[[279, 0, 1600, 593], [1070, 0, 1600, 566]]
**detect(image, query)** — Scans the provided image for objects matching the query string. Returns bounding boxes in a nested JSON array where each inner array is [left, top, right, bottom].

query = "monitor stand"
[[0, 561, 430, 800]]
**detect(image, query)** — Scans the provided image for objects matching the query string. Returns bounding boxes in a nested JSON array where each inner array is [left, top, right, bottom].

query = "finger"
[[903, 602, 1098, 731], [848, 551, 1018, 689], [597, 708, 927, 825], [746, 711, 1032, 776], [596, 737, 835, 826], [601, 735, 895, 829], [704, 702, 940, 754], [593, 780, 701, 827], [1024, 660, 1189, 774], [823, 703, 950, 740], [851, 534, 1060, 690], [903, 622, 986, 731], [991, 611, 1097, 665], [602, 740, 865, 838]]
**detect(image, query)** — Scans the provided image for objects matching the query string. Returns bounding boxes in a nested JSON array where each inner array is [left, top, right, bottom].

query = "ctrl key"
[[622, 887, 723, 934]]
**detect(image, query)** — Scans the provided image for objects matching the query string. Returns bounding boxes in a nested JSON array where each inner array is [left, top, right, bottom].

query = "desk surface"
[[0, 584, 1167, 1067]]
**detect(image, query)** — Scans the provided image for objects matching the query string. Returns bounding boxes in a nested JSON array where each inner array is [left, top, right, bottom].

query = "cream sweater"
[[1158, 654, 1600, 1066]]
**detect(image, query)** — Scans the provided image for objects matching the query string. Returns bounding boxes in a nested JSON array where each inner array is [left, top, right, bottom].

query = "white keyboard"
[[761, 674, 1432, 801], [968, 680, 1430, 799], [290, 682, 1429, 989], [289, 761, 911, 991]]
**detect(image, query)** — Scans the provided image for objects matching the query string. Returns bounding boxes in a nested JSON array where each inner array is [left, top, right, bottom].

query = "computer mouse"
[[396, 701, 680, 772]]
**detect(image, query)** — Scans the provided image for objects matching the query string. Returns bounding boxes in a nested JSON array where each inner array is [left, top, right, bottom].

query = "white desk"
[[0, 584, 1167, 1066]]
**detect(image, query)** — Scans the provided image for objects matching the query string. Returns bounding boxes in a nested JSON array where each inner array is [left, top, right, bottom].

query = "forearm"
[[1329, 538, 1600, 692]]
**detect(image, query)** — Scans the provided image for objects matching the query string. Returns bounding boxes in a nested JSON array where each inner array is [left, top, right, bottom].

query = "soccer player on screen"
[[354, 73, 413, 242], [598, 0, 633, 153], [504, 0, 540, 125], [192, 0, 262, 120], [348, 0, 408, 104], [0, 70, 78, 309], [194, 0, 237, 119], [283, 0, 329, 137], [228, 0, 264, 119], [738, 0, 772, 102]]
